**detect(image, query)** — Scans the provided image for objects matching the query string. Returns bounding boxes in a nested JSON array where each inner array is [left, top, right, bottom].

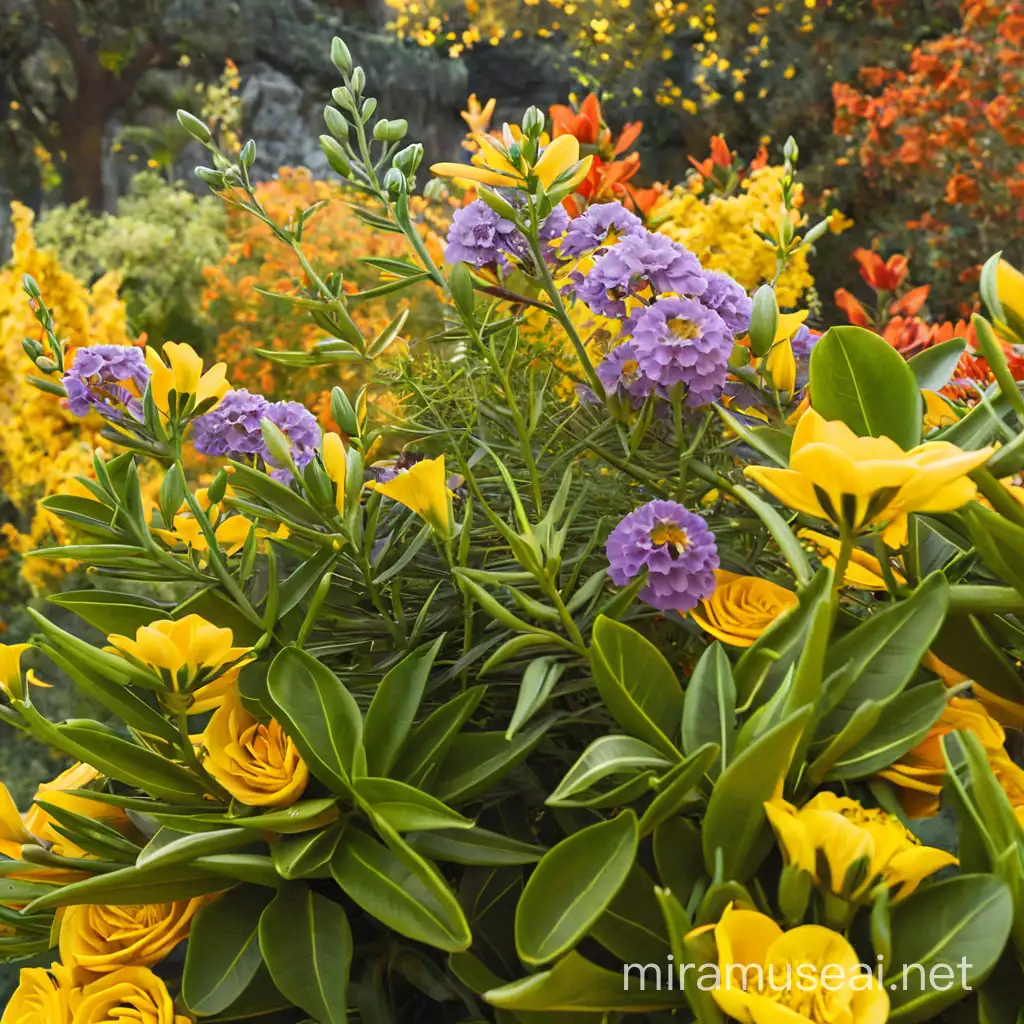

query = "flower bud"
[[331, 386, 360, 436], [372, 118, 390, 141], [385, 118, 408, 142], [176, 109, 212, 143], [382, 167, 406, 200], [331, 36, 353, 75], [360, 96, 377, 122], [800, 217, 830, 248], [21, 274, 41, 300], [748, 284, 779, 357], [351, 67, 366, 94], [476, 186, 518, 221], [195, 166, 226, 189], [21, 337, 43, 360], [392, 143, 423, 174], [261, 418, 295, 472], [521, 105, 545, 138], [158, 464, 186, 526], [207, 468, 229, 505], [778, 864, 812, 926], [320, 136, 352, 178], [332, 86, 357, 113], [449, 262, 476, 323], [34, 356, 58, 373], [239, 140, 256, 170], [223, 166, 244, 188], [783, 136, 799, 164], [303, 456, 335, 508], [324, 105, 349, 141]]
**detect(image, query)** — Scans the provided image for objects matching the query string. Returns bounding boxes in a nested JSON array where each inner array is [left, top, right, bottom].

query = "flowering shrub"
[[1, 33, 1024, 1024]]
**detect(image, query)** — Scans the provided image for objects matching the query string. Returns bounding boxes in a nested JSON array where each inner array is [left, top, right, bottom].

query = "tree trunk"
[[58, 104, 106, 209]]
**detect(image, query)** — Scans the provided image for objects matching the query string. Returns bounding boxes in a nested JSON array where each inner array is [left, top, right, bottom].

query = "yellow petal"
[[322, 433, 347, 515], [764, 800, 816, 873], [375, 456, 451, 536], [997, 258, 1024, 322], [743, 466, 828, 520], [774, 310, 809, 344], [765, 338, 796, 393], [532, 134, 581, 188], [430, 162, 521, 187]]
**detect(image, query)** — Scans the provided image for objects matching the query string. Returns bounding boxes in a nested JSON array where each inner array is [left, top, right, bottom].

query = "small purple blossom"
[[605, 499, 718, 612], [700, 271, 752, 335], [264, 401, 321, 478], [560, 201, 643, 257], [444, 200, 519, 267], [790, 324, 819, 359], [62, 345, 150, 422], [629, 297, 733, 405], [539, 206, 570, 243], [574, 231, 707, 318], [192, 390, 270, 458], [596, 341, 659, 405]]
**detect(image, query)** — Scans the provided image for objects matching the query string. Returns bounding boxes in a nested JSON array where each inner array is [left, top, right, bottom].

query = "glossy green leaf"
[[137, 827, 252, 868], [515, 810, 638, 965], [406, 827, 545, 866], [682, 643, 735, 776], [46, 590, 165, 635], [271, 823, 345, 880], [546, 736, 671, 807], [589, 863, 670, 964], [907, 338, 967, 392], [259, 882, 352, 1024], [355, 776, 473, 832], [639, 742, 719, 837], [507, 656, 566, 739], [809, 324, 923, 448]]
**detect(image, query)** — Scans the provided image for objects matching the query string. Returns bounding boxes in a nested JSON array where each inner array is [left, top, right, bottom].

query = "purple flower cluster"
[[629, 297, 734, 405], [192, 390, 320, 480], [595, 341, 658, 405], [444, 200, 520, 268], [605, 499, 718, 612], [62, 345, 150, 423], [561, 202, 644, 257], [700, 271, 753, 335], [573, 232, 707, 318]]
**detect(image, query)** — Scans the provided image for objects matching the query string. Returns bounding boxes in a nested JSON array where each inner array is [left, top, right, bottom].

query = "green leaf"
[[730, 483, 813, 587], [137, 827, 253, 868], [931, 613, 1024, 703], [272, 823, 344, 880], [362, 636, 443, 777], [639, 742, 719, 838], [809, 324, 923, 448], [907, 338, 967, 392], [266, 646, 363, 792], [682, 643, 735, 776], [825, 681, 947, 780], [515, 810, 638, 966], [259, 883, 352, 1024], [507, 656, 566, 739], [546, 736, 671, 807], [589, 863, 670, 964], [406, 827, 545, 866], [590, 616, 683, 759], [964, 502, 1024, 601], [183, 885, 274, 1016], [886, 874, 1013, 1022], [331, 825, 471, 951], [653, 818, 705, 907], [702, 707, 812, 881], [715, 406, 792, 467], [392, 685, 486, 791], [355, 776, 474, 832], [485, 951, 680, 1013], [46, 590, 165, 634], [226, 798, 341, 834], [227, 461, 322, 526]]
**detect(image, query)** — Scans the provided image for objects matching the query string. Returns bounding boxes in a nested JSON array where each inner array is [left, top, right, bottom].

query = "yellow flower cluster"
[[0, 204, 140, 589], [650, 166, 815, 307]]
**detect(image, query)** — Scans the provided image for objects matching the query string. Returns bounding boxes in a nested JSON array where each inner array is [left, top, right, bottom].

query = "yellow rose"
[[0, 963, 75, 1024], [711, 905, 889, 1024], [61, 899, 208, 979], [202, 686, 309, 808], [691, 569, 798, 647], [765, 791, 955, 903], [744, 407, 992, 545], [70, 966, 190, 1024]]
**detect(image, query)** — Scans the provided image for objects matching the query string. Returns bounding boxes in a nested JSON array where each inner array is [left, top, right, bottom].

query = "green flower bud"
[[239, 140, 256, 169], [320, 136, 352, 178], [372, 118, 390, 141], [21, 337, 44, 361], [351, 67, 366, 94], [34, 356, 58, 373], [748, 283, 779, 356], [360, 96, 377, 122], [331, 36, 353, 75], [324, 105, 349, 141], [207, 468, 229, 505], [382, 167, 406, 199], [386, 118, 409, 142], [449, 262, 476, 323], [521, 105, 545, 137], [476, 186, 518, 221], [176, 109, 212, 143], [778, 864, 812, 927], [223, 166, 244, 188], [158, 464, 186, 526], [783, 136, 799, 163], [261, 418, 295, 472], [21, 274, 41, 300], [332, 86, 357, 112], [303, 456, 335, 508], [331, 386, 359, 436], [392, 143, 423, 174], [195, 166, 226, 189]]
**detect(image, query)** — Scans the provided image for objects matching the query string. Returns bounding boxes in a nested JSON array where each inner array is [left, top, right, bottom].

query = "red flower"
[[689, 135, 733, 178], [853, 248, 909, 291], [889, 285, 931, 317], [834, 288, 872, 327], [551, 93, 602, 145]]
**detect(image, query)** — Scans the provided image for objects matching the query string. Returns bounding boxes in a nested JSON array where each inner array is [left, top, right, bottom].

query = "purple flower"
[[605, 499, 718, 612], [700, 271, 752, 335], [790, 324, 819, 358], [539, 206, 570, 243], [574, 231, 707, 318], [444, 200, 519, 268], [629, 297, 733, 405], [560, 201, 644, 257], [192, 389, 270, 458], [596, 342, 659, 405], [264, 401, 321, 479], [62, 345, 150, 422]]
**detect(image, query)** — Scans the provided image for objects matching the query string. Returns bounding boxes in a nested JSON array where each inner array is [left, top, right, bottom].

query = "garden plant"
[[2, 28, 1024, 1024]]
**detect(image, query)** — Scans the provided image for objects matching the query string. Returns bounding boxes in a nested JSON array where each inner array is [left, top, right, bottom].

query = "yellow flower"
[[0, 642, 30, 698], [321, 432, 347, 515], [798, 529, 906, 590], [460, 94, 497, 135], [922, 389, 959, 430], [432, 130, 592, 193], [375, 455, 452, 536], [70, 966, 191, 1024], [996, 257, 1024, 338], [144, 342, 229, 416], [107, 615, 252, 692], [744, 407, 993, 545], [763, 310, 807, 395], [711, 904, 889, 1024], [202, 686, 309, 808], [923, 650, 1024, 731], [765, 792, 955, 903], [61, 899, 209, 980], [691, 569, 797, 647], [1, 963, 76, 1024], [828, 209, 855, 234]]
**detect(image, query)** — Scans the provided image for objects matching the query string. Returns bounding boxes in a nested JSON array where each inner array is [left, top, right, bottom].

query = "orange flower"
[[834, 288, 872, 327], [550, 93, 602, 145], [888, 284, 930, 317], [853, 248, 908, 291], [945, 172, 981, 205], [688, 134, 733, 178]]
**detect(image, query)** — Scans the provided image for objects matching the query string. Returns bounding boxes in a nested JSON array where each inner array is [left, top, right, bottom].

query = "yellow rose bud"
[[712, 904, 889, 1024], [61, 899, 209, 979], [202, 687, 309, 808], [691, 569, 798, 647], [0, 963, 75, 1024], [71, 966, 191, 1024]]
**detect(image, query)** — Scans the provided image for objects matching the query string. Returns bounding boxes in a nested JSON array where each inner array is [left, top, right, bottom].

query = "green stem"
[[832, 528, 855, 604]]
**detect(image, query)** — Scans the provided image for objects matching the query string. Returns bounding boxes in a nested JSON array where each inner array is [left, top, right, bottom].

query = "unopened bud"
[[21, 337, 43, 360], [476, 186, 518, 221], [261, 418, 295, 472], [239, 140, 256, 169], [748, 284, 779, 357], [331, 36, 353, 75], [324, 105, 349, 141], [382, 167, 406, 199], [360, 97, 377, 122], [35, 356, 58, 373], [330, 386, 359, 436], [393, 143, 423, 175], [351, 67, 366, 94], [332, 86, 356, 112], [783, 136, 799, 163], [449, 262, 476, 323], [207, 468, 229, 505], [372, 118, 389, 141], [195, 166, 226, 189], [385, 118, 408, 142], [176, 109, 212, 143], [522, 106, 545, 137], [320, 136, 352, 178]]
